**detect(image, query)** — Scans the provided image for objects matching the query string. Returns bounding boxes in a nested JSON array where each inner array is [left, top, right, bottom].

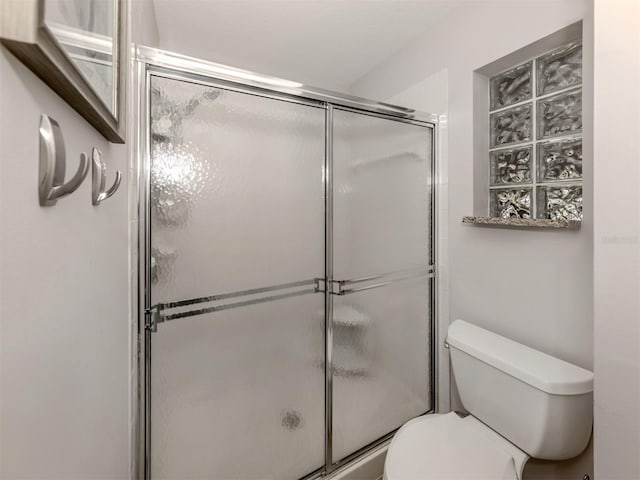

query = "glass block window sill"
[[462, 216, 581, 229]]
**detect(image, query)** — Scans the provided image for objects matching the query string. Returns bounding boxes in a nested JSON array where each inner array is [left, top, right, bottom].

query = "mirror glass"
[[44, 0, 118, 116]]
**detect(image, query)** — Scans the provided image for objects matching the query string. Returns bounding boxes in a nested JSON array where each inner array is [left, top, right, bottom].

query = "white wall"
[[132, 0, 160, 46], [593, 1, 640, 478], [350, 1, 593, 479], [0, 48, 130, 478], [0, 1, 159, 478]]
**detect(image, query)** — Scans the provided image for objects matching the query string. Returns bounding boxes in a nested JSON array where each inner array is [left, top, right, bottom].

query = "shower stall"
[[136, 47, 436, 480]]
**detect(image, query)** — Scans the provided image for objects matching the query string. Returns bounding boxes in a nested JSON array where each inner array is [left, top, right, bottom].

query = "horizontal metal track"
[[163, 287, 319, 321], [148, 278, 323, 327], [337, 266, 433, 287], [136, 46, 438, 125], [338, 272, 432, 296], [333, 267, 434, 296], [155, 278, 319, 311], [148, 266, 434, 327]]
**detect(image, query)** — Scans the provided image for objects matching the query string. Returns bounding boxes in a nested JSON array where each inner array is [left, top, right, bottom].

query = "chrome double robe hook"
[[38, 115, 89, 206], [91, 147, 122, 205]]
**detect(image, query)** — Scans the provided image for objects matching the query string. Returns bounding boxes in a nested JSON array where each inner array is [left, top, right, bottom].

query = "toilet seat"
[[384, 412, 529, 480]]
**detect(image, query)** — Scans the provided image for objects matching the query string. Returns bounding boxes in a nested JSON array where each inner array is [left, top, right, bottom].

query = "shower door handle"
[[146, 278, 324, 331], [332, 266, 434, 296]]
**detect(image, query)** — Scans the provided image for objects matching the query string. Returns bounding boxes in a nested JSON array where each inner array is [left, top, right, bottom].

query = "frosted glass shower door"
[[331, 108, 433, 463], [148, 75, 326, 480]]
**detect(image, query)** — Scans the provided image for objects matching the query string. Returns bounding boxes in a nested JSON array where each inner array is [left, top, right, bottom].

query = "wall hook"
[[91, 147, 122, 205], [39, 115, 89, 206]]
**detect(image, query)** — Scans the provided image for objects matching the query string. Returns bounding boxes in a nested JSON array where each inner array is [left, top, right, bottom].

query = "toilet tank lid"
[[447, 320, 593, 395]]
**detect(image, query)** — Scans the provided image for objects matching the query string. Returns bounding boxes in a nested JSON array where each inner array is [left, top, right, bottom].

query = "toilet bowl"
[[384, 320, 593, 480], [384, 412, 529, 480]]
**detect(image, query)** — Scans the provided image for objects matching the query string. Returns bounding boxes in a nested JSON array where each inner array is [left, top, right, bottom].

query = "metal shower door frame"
[[133, 45, 438, 480]]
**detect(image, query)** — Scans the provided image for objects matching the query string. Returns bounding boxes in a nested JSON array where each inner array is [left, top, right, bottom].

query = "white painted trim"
[[436, 111, 451, 413]]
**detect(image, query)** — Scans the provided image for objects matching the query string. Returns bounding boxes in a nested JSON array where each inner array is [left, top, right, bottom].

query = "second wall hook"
[[39, 115, 89, 206], [91, 147, 122, 205]]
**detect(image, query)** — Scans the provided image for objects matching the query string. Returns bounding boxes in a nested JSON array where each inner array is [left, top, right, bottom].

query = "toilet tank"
[[446, 320, 593, 460]]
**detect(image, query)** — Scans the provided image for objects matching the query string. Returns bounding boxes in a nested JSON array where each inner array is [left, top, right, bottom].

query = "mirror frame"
[[0, 0, 126, 143]]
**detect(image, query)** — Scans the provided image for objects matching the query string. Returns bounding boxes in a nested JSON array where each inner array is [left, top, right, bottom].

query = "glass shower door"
[[147, 75, 326, 480], [330, 108, 434, 463]]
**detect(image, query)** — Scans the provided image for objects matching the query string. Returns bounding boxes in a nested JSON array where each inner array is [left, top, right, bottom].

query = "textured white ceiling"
[[151, 0, 465, 92]]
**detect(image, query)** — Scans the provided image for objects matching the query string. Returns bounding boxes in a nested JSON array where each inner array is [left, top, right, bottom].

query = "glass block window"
[[489, 42, 583, 220]]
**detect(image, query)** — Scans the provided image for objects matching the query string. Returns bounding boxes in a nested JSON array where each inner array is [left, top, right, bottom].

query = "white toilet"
[[384, 320, 594, 480]]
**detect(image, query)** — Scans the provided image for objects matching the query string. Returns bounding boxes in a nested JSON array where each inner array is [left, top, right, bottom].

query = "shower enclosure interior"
[[138, 47, 436, 480]]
